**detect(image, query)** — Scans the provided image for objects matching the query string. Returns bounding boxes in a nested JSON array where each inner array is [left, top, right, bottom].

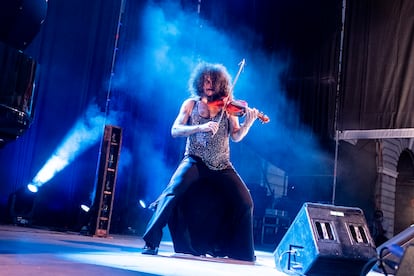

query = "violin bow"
[[230, 59, 246, 99], [216, 59, 246, 125]]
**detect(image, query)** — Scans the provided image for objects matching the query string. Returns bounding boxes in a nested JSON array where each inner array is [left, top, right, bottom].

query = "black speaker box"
[[273, 202, 377, 276]]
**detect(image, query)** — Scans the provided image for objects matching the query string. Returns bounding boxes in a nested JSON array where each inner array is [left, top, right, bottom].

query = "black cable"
[[359, 257, 379, 276], [378, 246, 390, 276]]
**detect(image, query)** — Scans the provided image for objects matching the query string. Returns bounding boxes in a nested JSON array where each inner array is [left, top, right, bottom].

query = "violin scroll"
[[257, 112, 270, 124]]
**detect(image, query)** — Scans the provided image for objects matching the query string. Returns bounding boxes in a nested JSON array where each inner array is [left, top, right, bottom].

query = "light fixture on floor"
[[81, 204, 90, 212], [8, 185, 38, 226]]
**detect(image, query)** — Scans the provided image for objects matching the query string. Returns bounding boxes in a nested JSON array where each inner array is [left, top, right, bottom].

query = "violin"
[[214, 59, 270, 125], [226, 99, 270, 124], [208, 99, 270, 124]]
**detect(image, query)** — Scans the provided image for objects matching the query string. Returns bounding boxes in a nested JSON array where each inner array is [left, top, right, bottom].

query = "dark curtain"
[[339, 0, 414, 130], [0, 0, 123, 227]]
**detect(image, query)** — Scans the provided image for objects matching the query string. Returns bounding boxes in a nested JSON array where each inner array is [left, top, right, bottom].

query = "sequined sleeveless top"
[[185, 100, 232, 170]]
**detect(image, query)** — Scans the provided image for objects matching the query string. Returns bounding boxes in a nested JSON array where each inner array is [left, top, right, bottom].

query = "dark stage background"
[[1, 0, 413, 243]]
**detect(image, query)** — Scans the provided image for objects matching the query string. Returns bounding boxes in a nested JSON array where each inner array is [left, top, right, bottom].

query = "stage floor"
[[0, 225, 384, 276]]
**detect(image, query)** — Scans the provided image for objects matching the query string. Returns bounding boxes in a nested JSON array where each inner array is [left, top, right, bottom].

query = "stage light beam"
[[28, 104, 110, 189]]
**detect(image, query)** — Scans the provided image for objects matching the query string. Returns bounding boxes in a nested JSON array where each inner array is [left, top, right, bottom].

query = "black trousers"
[[142, 155, 255, 261]]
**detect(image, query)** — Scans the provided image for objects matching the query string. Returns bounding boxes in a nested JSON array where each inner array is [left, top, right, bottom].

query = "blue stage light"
[[81, 204, 90, 212], [28, 104, 109, 189], [27, 183, 38, 193], [139, 200, 146, 209]]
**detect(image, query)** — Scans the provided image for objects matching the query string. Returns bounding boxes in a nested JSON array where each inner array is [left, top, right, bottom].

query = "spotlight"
[[139, 200, 146, 209], [81, 204, 90, 212], [27, 183, 38, 193], [8, 186, 38, 225], [122, 200, 153, 235], [78, 204, 92, 235]]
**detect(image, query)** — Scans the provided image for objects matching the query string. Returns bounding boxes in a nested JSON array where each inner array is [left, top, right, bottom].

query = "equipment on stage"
[[394, 244, 414, 276], [273, 202, 377, 276], [373, 225, 414, 275], [89, 125, 122, 237], [0, 0, 48, 147], [0, 43, 37, 147]]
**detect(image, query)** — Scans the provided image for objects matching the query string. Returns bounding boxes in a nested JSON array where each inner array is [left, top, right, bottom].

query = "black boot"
[[142, 242, 159, 255]]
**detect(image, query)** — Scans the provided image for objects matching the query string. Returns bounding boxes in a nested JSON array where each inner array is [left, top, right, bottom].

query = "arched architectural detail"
[[376, 138, 414, 237]]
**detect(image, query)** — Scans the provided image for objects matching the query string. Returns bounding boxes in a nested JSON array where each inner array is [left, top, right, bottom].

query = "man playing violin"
[[141, 62, 259, 262]]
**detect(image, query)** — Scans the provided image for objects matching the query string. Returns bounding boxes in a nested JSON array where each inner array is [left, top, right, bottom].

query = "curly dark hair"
[[188, 62, 232, 101]]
